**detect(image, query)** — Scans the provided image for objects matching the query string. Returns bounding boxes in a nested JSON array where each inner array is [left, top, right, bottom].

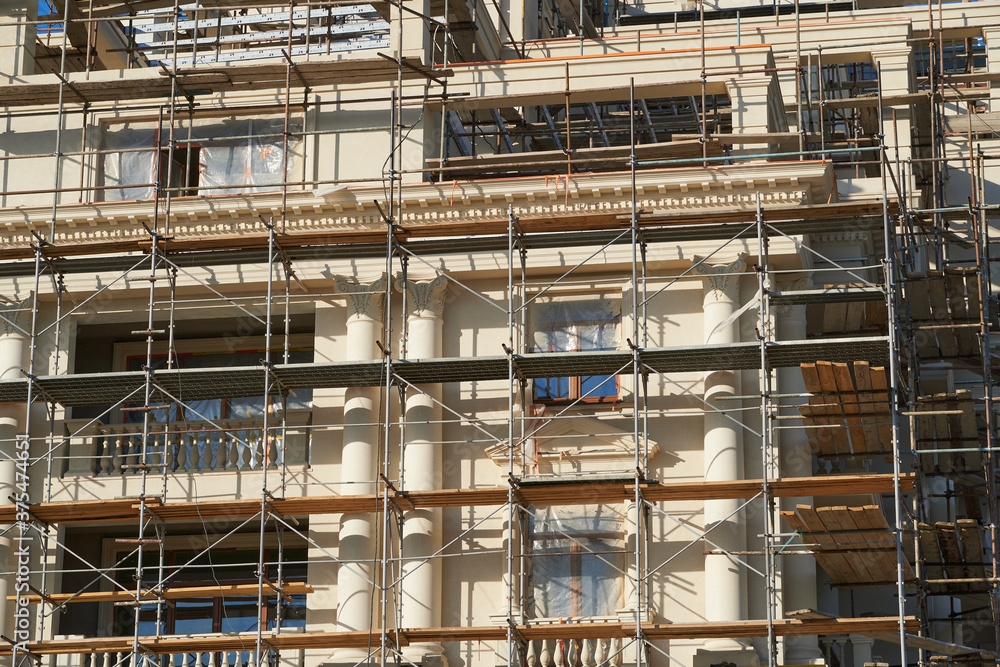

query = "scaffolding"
[[0, 1, 996, 667]]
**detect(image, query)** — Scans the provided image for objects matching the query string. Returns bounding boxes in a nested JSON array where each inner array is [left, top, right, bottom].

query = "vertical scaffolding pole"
[[878, 61, 909, 667], [756, 193, 777, 667]]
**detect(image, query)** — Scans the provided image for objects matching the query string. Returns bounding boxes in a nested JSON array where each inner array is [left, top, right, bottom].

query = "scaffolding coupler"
[[380, 473, 415, 513]]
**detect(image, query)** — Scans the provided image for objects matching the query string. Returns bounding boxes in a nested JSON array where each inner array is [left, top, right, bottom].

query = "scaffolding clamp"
[[506, 473, 526, 508], [262, 576, 294, 604], [380, 473, 415, 513], [506, 618, 528, 647]]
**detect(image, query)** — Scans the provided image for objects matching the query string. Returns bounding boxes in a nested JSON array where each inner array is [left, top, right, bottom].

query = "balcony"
[[64, 410, 311, 477]]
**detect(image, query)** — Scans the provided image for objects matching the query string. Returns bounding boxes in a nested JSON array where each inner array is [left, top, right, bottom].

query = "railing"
[[527, 638, 624, 667], [64, 411, 311, 476], [76, 651, 285, 667], [51, 634, 305, 667]]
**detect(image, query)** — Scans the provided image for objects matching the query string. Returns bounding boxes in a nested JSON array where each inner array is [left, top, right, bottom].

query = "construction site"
[[0, 0, 995, 665]]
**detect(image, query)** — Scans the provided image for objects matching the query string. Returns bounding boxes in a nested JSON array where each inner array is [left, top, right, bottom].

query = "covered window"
[[528, 504, 625, 619], [101, 117, 302, 201], [531, 297, 621, 404]]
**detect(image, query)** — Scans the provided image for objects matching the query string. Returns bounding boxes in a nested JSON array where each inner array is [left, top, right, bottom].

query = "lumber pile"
[[821, 284, 888, 334], [781, 504, 916, 586], [799, 361, 891, 463], [914, 391, 984, 475], [905, 269, 983, 359], [918, 519, 989, 594]]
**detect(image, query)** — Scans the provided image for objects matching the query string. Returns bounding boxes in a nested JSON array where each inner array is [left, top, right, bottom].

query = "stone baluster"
[[540, 639, 551, 667], [526, 638, 537, 667], [594, 639, 606, 667], [581, 638, 592, 667], [553, 639, 564, 667]]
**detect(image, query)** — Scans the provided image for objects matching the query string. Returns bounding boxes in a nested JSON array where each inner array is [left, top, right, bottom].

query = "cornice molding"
[[0, 163, 833, 253]]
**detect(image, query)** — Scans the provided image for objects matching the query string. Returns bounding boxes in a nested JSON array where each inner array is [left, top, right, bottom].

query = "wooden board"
[[785, 504, 915, 587], [0, 473, 917, 524], [0, 617, 919, 655]]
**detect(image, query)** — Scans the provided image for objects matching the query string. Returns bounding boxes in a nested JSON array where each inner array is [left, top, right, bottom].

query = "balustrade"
[[526, 637, 623, 667], [64, 411, 311, 476]]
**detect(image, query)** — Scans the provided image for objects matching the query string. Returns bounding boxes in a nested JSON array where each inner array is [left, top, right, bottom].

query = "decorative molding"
[[0, 163, 834, 255], [486, 415, 659, 475], [774, 276, 811, 319], [0, 293, 33, 337], [334, 275, 387, 320], [395, 275, 449, 319], [692, 253, 748, 304]]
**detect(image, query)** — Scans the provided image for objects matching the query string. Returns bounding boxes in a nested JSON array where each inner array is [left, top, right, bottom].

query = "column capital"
[[693, 254, 747, 304], [0, 293, 33, 337], [395, 275, 449, 319], [334, 275, 387, 320], [774, 276, 811, 320]]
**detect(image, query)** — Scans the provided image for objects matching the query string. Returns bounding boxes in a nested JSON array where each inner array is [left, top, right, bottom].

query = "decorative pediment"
[[486, 415, 659, 476]]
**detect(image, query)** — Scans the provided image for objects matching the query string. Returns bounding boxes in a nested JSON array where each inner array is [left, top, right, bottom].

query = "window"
[[100, 117, 301, 201], [111, 542, 307, 636], [531, 297, 621, 404], [528, 504, 625, 619]]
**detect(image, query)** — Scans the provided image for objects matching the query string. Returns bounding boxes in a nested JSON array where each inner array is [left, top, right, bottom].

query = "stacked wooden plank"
[[799, 361, 891, 462], [918, 519, 989, 593], [822, 284, 888, 334], [781, 504, 916, 586], [905, 269, 982, 360], [915, 390, 983, 475]]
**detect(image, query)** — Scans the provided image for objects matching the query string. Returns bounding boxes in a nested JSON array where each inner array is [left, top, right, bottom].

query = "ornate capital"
[[692, 254, 747, 304], [774, 276, 811, 319], [0, 294, 33, 337], [395, 275, 449, 319], [334, 275, 387, 320]]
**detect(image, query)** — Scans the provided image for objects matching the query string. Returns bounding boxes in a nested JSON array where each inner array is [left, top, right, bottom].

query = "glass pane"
[[220, 597, 259, 634], [535, 376, 570, 401], [174, 600, 214, 635], [580, 374, 617, 399]]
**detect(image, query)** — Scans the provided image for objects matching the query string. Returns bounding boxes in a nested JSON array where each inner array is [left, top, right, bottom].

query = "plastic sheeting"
[[101, 117, 302, 201], [529, 504, 624, 619], [102, 125, 158, 201], [530, 298, 621, 401]]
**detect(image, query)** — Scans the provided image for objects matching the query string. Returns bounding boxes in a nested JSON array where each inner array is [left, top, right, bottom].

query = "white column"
[[725, 74, 785, 156], [871, 48, 915, 164], [396, 276, 449, 666], [0, 0, 35, 83], [850, 635, 874, 667], [776, 280, 825, 665], [694, 255, 752, 654], [331, 276, 386, 659], [985, 28, 1000, 111], [0, 297, 29, 642]]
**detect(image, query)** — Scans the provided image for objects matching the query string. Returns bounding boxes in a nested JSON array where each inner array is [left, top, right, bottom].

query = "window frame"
[[97, 533, 307, 637]]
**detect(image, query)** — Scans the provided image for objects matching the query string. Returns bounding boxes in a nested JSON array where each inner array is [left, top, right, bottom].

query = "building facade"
[[0, 0, 995, 667]]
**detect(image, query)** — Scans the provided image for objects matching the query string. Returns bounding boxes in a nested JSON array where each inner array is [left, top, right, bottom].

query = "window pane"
[[580, 374, 617, 399], [174, 600, 214, 635], [220, 597, 260, 634]]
